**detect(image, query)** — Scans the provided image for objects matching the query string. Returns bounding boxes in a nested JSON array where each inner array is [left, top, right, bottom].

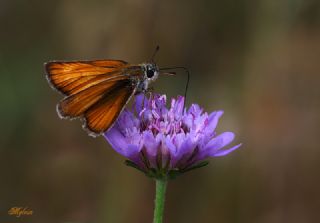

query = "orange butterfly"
[[45, 47, 187, 137]]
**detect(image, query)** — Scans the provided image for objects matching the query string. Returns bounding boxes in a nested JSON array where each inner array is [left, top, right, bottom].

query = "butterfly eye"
[[147, 68, 155, 78]]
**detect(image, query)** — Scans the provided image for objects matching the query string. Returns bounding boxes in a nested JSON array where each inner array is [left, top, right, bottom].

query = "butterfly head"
[[143, 63, 159, 82]]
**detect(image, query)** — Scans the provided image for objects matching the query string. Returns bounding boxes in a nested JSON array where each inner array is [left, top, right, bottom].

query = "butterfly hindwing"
[[83, 80, 136, 135], [57, 79, 125, 118], [56, 78, 136, 135]]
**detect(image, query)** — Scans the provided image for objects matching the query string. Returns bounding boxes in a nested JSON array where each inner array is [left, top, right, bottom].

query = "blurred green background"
[[1, 0, 320, 222]]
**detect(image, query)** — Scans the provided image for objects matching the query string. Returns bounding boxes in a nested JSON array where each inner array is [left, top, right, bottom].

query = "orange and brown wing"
[[57, 79, 125, 118], [57, 78, 136, 136], [45, 60, 129, 96], [83, 80, 135, 135], [45, 59, 142, 136]]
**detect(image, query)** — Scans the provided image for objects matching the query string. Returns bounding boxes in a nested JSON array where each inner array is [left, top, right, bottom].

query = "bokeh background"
[[1, 0, 320, 222]]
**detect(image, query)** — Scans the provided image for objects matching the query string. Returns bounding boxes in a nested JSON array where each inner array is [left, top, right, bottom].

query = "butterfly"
[[45, 47, 189, 137]]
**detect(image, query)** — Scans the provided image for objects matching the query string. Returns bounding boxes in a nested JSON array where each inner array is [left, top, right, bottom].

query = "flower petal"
[[118, 110, 139, 129], [135, 93, 148, 114], [143, 130, 159, 157], [126, 144, 142, 158], [204, 132, 235, 156], [213, 143, 242, 157], [105, 128, 143, 160], [206, 110, 224, 133], [165, 135, 176, 154], [188, 104, 203, 117], [104, 128, 129, 157], [172, 96, 184, 118], [175, 135, 197, 166], [177, 133, 196, 157]]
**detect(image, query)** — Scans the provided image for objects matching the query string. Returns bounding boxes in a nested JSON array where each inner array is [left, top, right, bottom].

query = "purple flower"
[[104, 94, 241, 179]]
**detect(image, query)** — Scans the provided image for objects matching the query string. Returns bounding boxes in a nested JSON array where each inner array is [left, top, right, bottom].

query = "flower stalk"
[[153, 179, 168, 223]]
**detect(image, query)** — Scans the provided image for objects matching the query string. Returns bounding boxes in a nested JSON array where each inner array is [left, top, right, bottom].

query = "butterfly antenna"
[[160, 66, 190, 108], [151, 45, 160, 62]]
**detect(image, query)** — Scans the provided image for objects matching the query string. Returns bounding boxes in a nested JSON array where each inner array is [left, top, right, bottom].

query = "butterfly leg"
[[138, 87, 155, 129], [140, 87, 154, 109], [145, 87, 154, 103]]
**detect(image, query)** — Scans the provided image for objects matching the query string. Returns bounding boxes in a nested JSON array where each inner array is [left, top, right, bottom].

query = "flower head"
[[104, 94, 241, 179]]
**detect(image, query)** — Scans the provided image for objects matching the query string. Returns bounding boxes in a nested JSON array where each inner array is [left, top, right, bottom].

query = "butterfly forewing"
[[45, 60, 129, 96]]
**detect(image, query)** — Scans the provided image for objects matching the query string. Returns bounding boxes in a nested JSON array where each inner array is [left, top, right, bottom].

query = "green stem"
[[153, 179, 168, 223]]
